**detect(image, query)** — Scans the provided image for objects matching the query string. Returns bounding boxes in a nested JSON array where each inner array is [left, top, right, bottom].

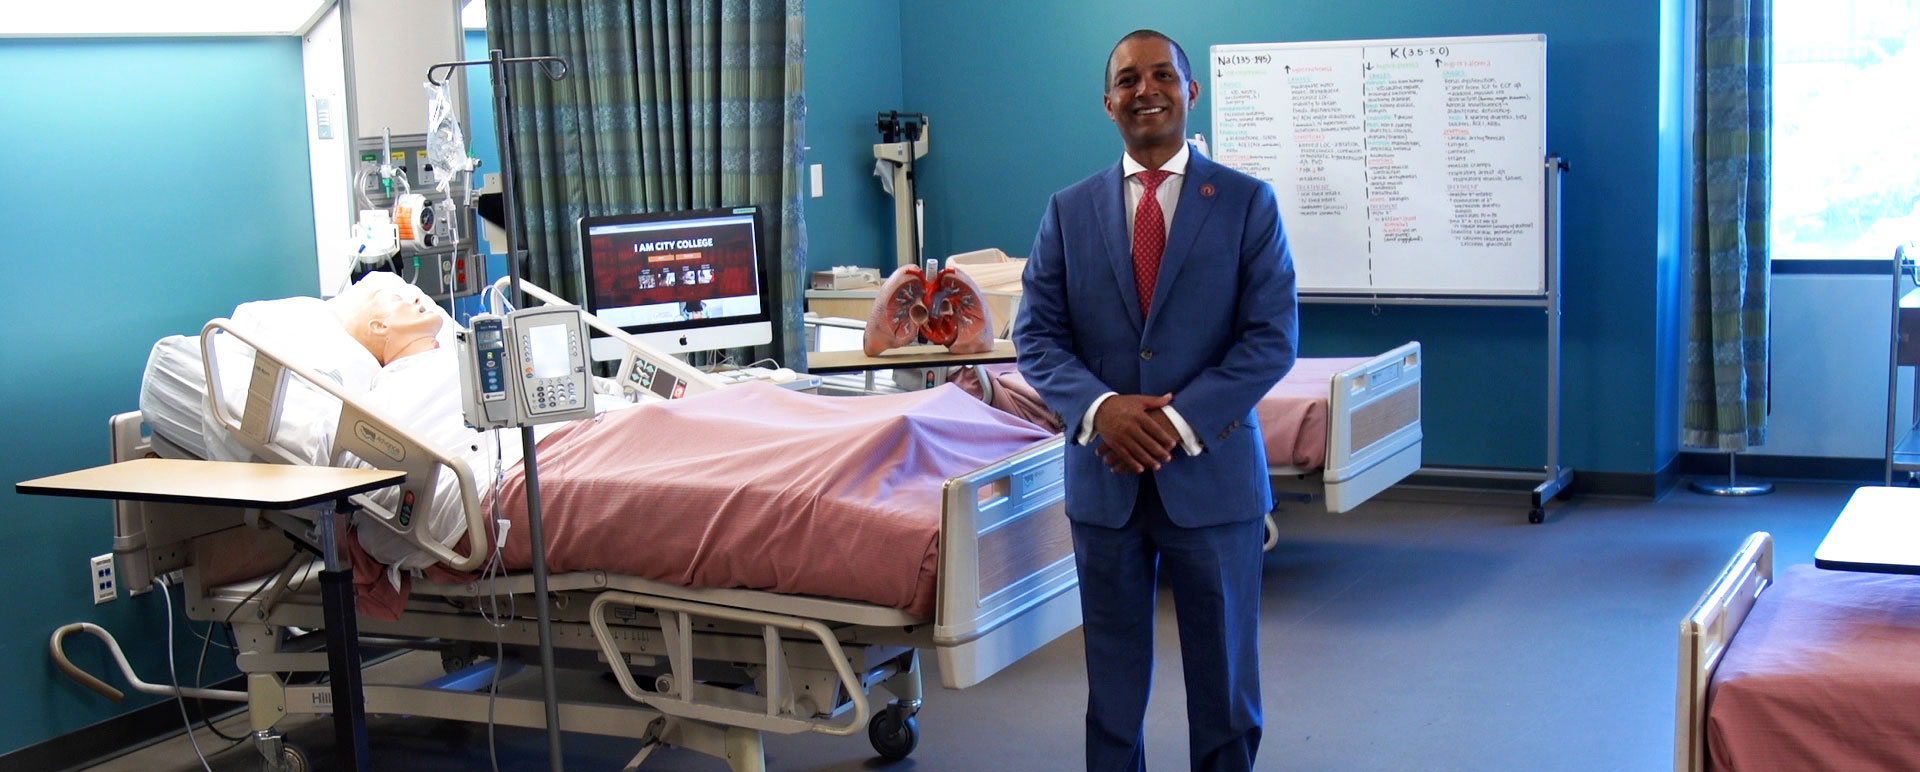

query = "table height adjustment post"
[[318, 498, 371, 772]]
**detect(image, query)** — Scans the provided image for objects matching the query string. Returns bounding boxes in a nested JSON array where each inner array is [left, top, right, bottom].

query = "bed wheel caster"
[[441, 643, 480, 674], [1528, 507, 1544, 524], [868, 703, 919, 761], [262, 742, 310, 772]]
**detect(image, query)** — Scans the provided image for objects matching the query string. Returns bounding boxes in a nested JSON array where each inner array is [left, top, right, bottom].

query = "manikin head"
[[332, 283, 444, 365]]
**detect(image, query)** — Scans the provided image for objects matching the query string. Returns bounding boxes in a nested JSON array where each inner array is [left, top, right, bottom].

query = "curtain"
[[484, 0, 807, 367], [1683, 0, 1771, 452]]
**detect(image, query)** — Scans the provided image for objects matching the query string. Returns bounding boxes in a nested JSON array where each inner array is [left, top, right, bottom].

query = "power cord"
[[155, 579, 217, 772], [477, 428, 519, 772]]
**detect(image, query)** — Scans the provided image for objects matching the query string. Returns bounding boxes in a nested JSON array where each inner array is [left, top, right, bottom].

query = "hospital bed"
[[55, 283, 1081, 772], [958, 345, 1425, 550], [1675, 531, 1920, 772]]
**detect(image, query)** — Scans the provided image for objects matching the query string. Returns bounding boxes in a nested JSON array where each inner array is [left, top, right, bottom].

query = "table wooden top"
[[1814, 485, 1920, 575], [16, 458, 405, 510], [804, 340, 1018, 373]]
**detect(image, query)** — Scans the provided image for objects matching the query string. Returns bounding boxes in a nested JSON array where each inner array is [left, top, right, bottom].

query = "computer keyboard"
[[708, 366, 818, 389], [712, 367, 773, 384]]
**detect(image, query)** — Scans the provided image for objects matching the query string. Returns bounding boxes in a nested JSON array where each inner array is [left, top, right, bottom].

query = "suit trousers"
[[1070, 471, 1265, 772]]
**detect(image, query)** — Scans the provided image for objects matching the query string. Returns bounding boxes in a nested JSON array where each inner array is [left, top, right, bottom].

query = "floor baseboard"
[[4, 679, 244, 772]]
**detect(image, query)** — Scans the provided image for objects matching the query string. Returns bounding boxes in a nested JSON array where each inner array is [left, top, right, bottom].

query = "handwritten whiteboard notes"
[[1211, 35, 1546, 295]]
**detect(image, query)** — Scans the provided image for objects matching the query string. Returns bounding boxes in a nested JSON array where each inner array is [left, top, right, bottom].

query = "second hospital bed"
[[960, 344, 1424, 549], [1674, 526, 1920, 772]]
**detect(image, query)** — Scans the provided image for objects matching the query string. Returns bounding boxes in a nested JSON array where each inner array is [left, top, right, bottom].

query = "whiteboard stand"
[[1304, 155, 1571, 523], [1530, 155, 1573, 522]]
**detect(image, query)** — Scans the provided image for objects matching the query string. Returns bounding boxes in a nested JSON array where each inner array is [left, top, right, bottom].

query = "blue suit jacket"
[[1015, 149, 1299, 528]]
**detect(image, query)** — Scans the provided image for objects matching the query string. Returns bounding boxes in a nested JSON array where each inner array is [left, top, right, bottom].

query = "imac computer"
[[579, 206, 774, 361]]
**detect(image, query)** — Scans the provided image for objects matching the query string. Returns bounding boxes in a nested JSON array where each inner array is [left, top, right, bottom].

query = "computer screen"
[[579, 206, 773, 358]]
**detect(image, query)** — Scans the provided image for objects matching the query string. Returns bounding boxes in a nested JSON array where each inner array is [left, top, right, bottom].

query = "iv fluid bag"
[[425, 80, 471, 194]]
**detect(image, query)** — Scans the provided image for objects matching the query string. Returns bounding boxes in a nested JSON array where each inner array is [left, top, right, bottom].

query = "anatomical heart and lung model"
[[863, 265, 995, 356]]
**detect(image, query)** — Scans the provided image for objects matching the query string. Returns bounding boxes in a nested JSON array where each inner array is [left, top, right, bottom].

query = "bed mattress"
[[962, 357, 1370, 471], [1705, 563, 1920, 771]]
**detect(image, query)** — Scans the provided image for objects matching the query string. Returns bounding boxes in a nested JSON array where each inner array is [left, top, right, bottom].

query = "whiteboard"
[[1210, 34, 1547, 295]]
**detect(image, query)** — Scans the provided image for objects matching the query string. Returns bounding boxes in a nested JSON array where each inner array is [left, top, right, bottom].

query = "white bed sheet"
[[139, 335, 215, 461]]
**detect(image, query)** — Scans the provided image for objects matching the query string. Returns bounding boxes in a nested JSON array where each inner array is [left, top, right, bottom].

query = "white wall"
[[347, 0, 463, 137], [1746, 273, 1913, 458], [305, 5, 349, 295]]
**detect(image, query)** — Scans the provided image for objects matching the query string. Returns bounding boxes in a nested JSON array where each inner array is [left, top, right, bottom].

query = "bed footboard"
[[1323, 342, 1423, 513], [934, 437, 1080, 689], [1675, 531, 1772, 772]]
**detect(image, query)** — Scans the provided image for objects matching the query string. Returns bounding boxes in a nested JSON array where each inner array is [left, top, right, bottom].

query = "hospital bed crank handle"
[[49, 622, 247, 703]]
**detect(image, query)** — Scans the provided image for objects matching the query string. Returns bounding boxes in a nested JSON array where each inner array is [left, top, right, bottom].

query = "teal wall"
[[860, 0, 1682, 474], [0, 37, 317, 756], [802, 0, 905, 273]]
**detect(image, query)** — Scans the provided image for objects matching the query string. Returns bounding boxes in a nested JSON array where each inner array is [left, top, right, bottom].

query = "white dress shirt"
[[1077, 144, 1204, 457]]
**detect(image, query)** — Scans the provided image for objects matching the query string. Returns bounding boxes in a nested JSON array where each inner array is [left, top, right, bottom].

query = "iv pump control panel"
[[458, 306, 595, 429]]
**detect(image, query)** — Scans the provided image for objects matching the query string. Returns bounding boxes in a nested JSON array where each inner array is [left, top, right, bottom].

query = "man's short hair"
[[1106, 29, 1192, 89]]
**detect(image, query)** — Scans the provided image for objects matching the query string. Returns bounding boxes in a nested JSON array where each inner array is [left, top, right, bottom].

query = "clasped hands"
[[1092, 394, 1179, 475]]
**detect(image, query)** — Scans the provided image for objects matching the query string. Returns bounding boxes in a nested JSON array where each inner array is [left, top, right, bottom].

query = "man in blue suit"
[[1014, 29, 1298, 772]]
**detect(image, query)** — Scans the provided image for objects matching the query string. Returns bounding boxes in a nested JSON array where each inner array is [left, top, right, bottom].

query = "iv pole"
[[428, 50, 570, 772]]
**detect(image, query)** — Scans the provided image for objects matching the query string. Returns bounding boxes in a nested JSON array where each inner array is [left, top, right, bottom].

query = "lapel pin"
[[1199, 183, 1216, 198]]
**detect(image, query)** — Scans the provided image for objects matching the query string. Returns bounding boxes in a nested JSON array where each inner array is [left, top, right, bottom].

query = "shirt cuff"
[[1161, 405, 1204, 456], [1077, 392, 1116, 446]]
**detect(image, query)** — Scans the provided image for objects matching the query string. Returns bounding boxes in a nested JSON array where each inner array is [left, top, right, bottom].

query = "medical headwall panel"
[[1210, 34, 1547, 296]]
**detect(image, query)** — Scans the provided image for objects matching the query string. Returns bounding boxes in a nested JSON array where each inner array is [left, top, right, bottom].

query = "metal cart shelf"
[[1885, 245, 1920, 486]]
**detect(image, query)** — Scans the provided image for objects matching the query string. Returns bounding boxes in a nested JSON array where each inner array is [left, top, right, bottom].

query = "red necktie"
[[1132, 169, 1172, 317]]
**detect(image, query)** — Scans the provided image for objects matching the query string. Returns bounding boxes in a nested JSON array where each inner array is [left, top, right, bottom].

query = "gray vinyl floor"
[[78, 480, 1866, 772]]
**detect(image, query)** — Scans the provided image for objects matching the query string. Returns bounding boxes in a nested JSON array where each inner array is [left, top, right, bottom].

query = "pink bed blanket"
[[1705, 564, 1920, 771], [477, 383, 1055, 619], [956, 357, 1368, 470]]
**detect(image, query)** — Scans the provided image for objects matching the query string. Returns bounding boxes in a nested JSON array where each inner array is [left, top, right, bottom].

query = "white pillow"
[[200, 296, 380, 466], [233, 296, 383, 391]]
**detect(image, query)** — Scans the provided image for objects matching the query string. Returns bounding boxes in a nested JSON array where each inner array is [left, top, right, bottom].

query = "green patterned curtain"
[[485, 0, 807, 367], [1684, 0, 1771, 452]]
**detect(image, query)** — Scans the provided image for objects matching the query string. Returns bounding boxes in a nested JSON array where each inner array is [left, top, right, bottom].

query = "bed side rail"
[[1675, 531, 1773, 772], [490, 278, 723, 399], [1325, 341, 1422, 484], [199, 320, 488, 572], [934, 437, 1081, 688]]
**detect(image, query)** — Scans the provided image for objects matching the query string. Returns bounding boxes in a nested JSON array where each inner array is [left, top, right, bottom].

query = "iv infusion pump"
[[457, 306, 596, 429]]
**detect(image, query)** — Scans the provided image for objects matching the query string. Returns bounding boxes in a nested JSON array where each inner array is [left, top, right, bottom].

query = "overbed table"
[[17, 458, 406, 772], [1814, 485, 1920, 575]]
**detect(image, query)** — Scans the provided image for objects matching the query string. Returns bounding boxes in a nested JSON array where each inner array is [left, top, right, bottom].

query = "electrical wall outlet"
[[90, 554, 116, 604]]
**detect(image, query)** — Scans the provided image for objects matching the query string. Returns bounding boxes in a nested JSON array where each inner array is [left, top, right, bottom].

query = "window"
[[1772, 0, 1920, 259]]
